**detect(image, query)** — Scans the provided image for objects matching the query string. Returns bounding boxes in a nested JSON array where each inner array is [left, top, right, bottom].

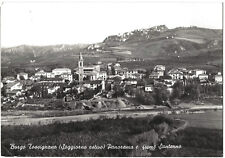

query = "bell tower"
[[78, 52, 84, 82]]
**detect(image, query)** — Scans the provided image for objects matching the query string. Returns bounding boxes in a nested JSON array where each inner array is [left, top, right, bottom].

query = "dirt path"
[[1, 111, 161, 126]]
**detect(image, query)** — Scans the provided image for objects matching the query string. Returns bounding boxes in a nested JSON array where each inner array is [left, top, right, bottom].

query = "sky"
[[1, 1, 223, 47]]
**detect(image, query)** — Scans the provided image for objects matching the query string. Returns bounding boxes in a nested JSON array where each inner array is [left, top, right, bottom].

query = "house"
[[168, 69, 183, 80], [46, 72, 55, 78], [2, 76, 16, 84], [83, 80, 102, 90], [164, 81, 174, 87], [214, 72, 222, 84], [149, 71, 161, 79], [47, 86, 60, 94], [145, 85, 154, 92], [133, 73, 144, 79], [63, 86, 72, 93], [39, 78, 64, 83], [5, 82, 23, 97], [190, 69, 206, 78], [6, 82, 23, 91], [52, 68, 72, 75], [124, 78, 138, 85], [61, 73, 73, 82], [30, 75, 40, 81], [124, 69, 138, 79], [17, 72, 28, 80], [198, 74, 208, 81], [35, 70, 47, 77], [113, 63, 122, 75], [98, 71, 107, 80], [154, 65, 166, 71]]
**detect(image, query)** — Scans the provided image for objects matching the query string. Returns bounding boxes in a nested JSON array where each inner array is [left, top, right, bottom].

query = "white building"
[[17, 72, 28, 80], [145, 85, 153, 92], [198, 74, 208, 80], [191, 69, 206, 78], [3, 76, 16, 84], [52, 68, 71, 76], [125, 69, 138, 79], [61, 73, 73, 82], [35, 70, 47, 77], [154, 65, 166, 71], [46, 72, 55, 78], [149, 71, 162, 79], [168, 69, 183, 80], [83, 80, 102, 90], [48, 86, 60, 94], [124, 78, 138, 85], [214, 73, 222, 83], [6, 82, 23, 91], [98, 71, 107, 80]]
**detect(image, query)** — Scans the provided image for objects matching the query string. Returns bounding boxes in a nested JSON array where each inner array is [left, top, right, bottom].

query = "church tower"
[[78, 52, 84, 82]]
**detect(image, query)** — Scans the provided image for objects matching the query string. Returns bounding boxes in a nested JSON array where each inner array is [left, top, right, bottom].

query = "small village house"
[[17, 72, 28, 80]]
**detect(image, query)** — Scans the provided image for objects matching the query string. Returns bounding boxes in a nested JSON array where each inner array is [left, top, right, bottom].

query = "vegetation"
[[153, 127, 223, 157], [1, 115, 222, 157]]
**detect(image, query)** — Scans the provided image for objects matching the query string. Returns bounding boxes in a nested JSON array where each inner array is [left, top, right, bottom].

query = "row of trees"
[[113, 79, 222, 106], [172, 81, 222, 101]]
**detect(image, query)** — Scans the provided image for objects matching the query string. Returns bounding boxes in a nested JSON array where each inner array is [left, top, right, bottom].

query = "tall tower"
[[78, 52, 84, 82]]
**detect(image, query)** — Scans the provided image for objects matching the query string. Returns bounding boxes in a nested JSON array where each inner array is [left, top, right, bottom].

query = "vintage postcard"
[[1, 1, 223, 157]]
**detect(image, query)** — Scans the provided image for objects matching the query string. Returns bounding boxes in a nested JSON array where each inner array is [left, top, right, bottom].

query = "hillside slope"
[[1, 25, 223, 77], [85, 25, 222, 60]]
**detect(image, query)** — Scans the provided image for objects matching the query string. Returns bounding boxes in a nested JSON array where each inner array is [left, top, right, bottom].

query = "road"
[[1, 105, 222, 126], [1, 110, 160, 126]]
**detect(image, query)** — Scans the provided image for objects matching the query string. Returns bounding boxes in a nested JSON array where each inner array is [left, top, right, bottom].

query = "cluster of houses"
[[1, 53, 223, 107], [105, 64, 223, 95], [1, 68, 74, 104]]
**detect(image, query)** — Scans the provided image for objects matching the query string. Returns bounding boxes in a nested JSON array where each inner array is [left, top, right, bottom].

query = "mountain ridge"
[[1, 25, 223, 74]]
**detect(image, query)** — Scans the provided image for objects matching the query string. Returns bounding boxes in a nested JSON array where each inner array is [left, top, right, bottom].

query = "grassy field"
[[1, 114, 222, 157], [171, 110, 222, 129]]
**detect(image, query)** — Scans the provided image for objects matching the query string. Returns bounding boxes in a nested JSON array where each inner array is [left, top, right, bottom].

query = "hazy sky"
[[1, 1, 223, 47]]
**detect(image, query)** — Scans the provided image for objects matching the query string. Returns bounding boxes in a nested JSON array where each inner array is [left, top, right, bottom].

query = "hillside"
[[85, 25, 222, 59], [1, 25, 223, 77]]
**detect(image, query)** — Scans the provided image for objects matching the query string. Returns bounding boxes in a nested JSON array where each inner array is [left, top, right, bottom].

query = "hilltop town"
[[1, 52, 222, 111]]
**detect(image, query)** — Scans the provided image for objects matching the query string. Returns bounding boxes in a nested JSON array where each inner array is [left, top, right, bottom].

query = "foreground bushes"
[[1, 116, 223, 156]]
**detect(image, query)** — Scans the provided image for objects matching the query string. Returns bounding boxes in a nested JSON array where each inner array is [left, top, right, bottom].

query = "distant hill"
[[1, 25, 223, 77], [84, 25, 222, 59]]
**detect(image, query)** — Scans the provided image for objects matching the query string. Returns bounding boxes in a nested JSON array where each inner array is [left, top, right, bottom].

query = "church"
[[75, 53, 107, 82]]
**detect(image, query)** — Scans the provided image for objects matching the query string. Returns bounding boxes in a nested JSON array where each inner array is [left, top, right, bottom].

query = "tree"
[[19, 76, 25, 80], [1, 87, 6, 97], [82, 88, 95, 100], [171, 81, 184, 99], [184, 83, 201, 100], [30, 85, 42, 98], [113, 85, 124, 97], [134, 89, 155, 105], [56, 87, 65, 99], [154, 85, 169, 105]]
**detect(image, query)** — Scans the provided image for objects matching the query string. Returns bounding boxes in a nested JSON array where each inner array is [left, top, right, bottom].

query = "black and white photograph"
[[0, 1, 223, 157]]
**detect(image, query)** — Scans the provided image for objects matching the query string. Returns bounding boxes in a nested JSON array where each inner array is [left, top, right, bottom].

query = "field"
[[1, 111, 223, 157], [172, 110, 222, 129]]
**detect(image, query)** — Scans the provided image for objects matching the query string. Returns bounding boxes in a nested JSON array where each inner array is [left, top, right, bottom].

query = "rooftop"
[[52, 68, 71, 71]]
